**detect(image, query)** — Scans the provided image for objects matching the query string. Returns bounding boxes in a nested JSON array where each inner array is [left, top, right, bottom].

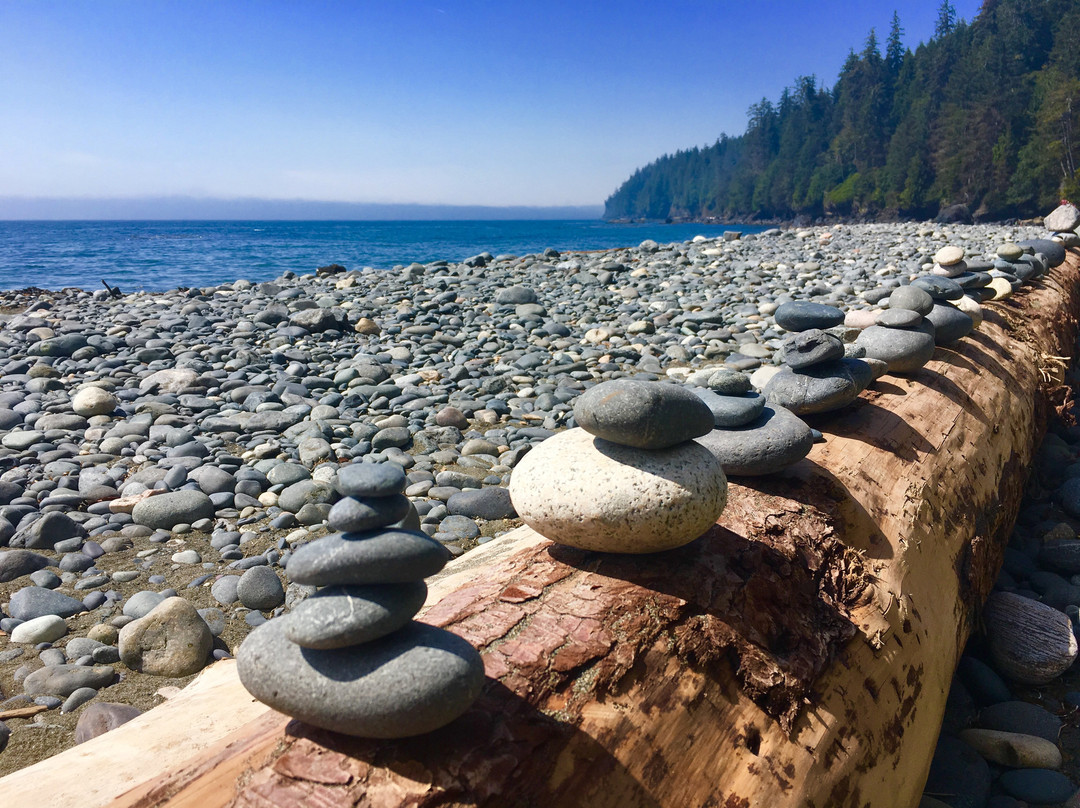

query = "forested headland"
[[603, 0, 1080, 223]]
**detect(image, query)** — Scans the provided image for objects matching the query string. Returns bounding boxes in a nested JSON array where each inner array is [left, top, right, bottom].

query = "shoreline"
[[0, 220, 1060, 778]]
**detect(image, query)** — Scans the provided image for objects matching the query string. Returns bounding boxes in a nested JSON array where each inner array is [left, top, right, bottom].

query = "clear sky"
[[0, 1, 984, 210]]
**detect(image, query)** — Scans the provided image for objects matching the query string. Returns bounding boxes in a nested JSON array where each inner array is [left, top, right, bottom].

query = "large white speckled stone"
[[508, 428, 726, 553]]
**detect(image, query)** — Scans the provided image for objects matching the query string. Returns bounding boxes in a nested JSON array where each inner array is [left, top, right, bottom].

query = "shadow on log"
[[4, 250, 1079, 808]]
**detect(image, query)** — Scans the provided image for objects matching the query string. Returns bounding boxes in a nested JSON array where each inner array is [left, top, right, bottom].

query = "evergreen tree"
[[886, 11, 905, 74], [934, 0, 957, 39]]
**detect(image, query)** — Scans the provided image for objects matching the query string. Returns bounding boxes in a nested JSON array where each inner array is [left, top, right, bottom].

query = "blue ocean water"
[[0, 220, 767, 292]]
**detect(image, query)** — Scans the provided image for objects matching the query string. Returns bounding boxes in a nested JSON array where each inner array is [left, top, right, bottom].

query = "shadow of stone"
[[804, 398, 935, 460]]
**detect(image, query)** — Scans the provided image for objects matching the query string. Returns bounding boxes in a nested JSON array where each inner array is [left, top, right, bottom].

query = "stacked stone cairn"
[[855, 284, 939, 374], [686, 368, 814, 477], [761, 301, 874, 416], [509, 378, 727, 553], [1044, 201, 1080, 246], [912, 275, 976, 345], [236, 462, 485, 738]]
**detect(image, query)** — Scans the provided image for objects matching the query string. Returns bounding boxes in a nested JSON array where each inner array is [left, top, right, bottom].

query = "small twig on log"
[[0, 705, 48, 721]]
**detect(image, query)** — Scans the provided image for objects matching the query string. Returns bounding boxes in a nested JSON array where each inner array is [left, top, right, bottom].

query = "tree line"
[[603, 0, 1080, 223]]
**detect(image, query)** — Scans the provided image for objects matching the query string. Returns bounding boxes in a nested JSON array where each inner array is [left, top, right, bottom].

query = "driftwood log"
[[3, 250, 1079, 808]]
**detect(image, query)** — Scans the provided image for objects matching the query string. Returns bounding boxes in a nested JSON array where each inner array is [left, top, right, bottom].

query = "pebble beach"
[[4, 219, 1080, 799]]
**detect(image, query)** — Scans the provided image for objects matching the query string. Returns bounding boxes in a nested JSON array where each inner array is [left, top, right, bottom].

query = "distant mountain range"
[[0, 196, 604, 221], [605, 0, 1080, 223]]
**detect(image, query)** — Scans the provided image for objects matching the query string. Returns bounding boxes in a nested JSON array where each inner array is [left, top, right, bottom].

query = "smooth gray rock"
[[277, 480, 337, 513], [695, 405, 813, 476], [773, 301, 844, 332], [335, 463, 407, 498], [118, 596, 213, 677], [131, 490, 214, 530], [854, 324, 936, 374], [762, 358, 868, 416], [912, 275, 965, 301], [1018, 238, 1067, 268], [998, 770, 1076, 804], [211, 575, 241, 605], [23, 664, 115, 697], [327, 494, 410, 533], [280, 581, 427, 649], [237, 619, 485, 738], [573, 379, 714, 449], [74, 702, 143, 743], [446, 487, 518, 521], [875, 308, 922, 328], [0, 549, 51, 583], [8, 587, 85, 621], [61, 686, 99, 713], [925, 303, 974, 345], [922, 736, 991, 808], [236, 566, 285, 611], [888, 285, 935, 315], [287, 530, 449, 586], [779, 329, 844, 369], [1043, 203, 1080, 233], [123, 590, 167, 618], [979, 701, 1062, 743], [689, 388, 766, 428]]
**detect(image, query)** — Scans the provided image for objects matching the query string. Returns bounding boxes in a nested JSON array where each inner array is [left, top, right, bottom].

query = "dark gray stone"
[[287, 530, 449, 586], [0, 549, 51, 583], [335, 463, 407, 498], [957, 656, 1012, 706], [998, 770, 1076, 804], [22, 664, 115, 697], [280, 581, 427, 649], [925, 303, 974, 345], [327, 494, 410, 533], [779, 329, 844, 369], [854, 325, 936, 374], [131, 490, 214, 530], [277, 480, 337, 513], [8, 586, 85, 620], [875, 308, 922, 328], [446, 487, 518, 521], [773, 301, 844, 332], [236, 566, 285, 611], [689, 388, 766, 428], [979, 701, 1062, 743], [1018, 238, 1067, 268], [695, 405, 813, 476], [912, 276, 965, 301], [762, 358, 868, 416], [922, 736, 990, 808], [573, 379, 714, 449], [1039, 539, 1080, 574], [237, 619, 485, 738]]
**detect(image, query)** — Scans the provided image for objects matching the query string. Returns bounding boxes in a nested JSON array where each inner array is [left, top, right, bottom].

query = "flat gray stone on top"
[[286, 529, 449, 586], [573, 379, 714, 449], [689, 387, 767, 428], [779, 329, 845, 369], [773, 301, 845, 332], [328, 494, 411, 533], [335, 462, 407, 498]]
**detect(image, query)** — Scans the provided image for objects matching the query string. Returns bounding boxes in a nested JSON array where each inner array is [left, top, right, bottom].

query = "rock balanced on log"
[[236, 462, 485, 738], [509, 379, 727, 553]]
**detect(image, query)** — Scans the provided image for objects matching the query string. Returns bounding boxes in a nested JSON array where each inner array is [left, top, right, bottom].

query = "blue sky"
[[0, 1, 983, 209]]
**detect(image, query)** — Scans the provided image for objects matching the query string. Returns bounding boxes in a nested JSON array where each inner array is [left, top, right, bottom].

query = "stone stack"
[[237, 462, 485, 738], [910, 275, 976, 345], [1043, 201, 1080, 246], [854, 285, 937, 374], [931, 244, 968, 278], [509, 379, 726, 553], [685, 371, 813, 477], [762, 302, 873, 416]]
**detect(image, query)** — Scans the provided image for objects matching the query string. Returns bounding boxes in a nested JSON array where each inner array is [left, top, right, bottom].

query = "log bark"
[[4, 250, 1079, 808]]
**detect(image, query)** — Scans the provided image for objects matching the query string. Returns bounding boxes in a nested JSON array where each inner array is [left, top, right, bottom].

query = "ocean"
[[0, 220, 767, 293]]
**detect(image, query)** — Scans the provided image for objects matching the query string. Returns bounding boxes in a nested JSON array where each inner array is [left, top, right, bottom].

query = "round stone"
[[998, 770, 1076, 804], [958, 728, 1062, 769], [335, 463, 407, 498], [779, 329, 845, 369], [1018, 238, 1067, 268], [9, 613, 68, 644], [286, 530, 449, 586], [925, 303, 974, 345], [572, 379, 715, 450], [446, 487, 518, 520], [131, 490, 214, 530], [695, 404, 813, 476], [689, 388, 767, 428], [1044, 202, 1080, 233], [508, 427, 726, 554], [280, 581, 427, 649], [74, 702, 143, 743], [911, 276, 964, 301], [237, 619, 485, 738], [761, 359, 870, 416], [888, 286, 934, 315], [22, 664, 115, 697], [71, 387, 117, 417], [328, 494, 411, 533], [875, 309, 922, 328], [989, 277, 1015, 299], [934, 245, 965, 266], [998, 243, 1024, 262], [953, 294, 983, 328], [984, 591, 1078, 684], [773, 301, 845, 332], [854, 325, 936, 374], [118, 596, 213, 677], [236, 566, 285, 611]]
